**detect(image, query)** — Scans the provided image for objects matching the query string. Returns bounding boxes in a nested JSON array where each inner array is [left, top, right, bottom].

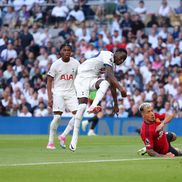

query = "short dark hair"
[[115, 48, 127, 55], [139, 0, 144, 4], [60, 42, 72, 51]]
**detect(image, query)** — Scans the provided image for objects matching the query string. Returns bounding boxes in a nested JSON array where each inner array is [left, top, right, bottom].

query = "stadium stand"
[[0, 0, 181, 117]]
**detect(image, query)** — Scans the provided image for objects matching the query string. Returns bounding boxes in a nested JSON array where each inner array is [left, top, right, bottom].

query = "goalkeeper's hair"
[[139, 102, 152, 113]]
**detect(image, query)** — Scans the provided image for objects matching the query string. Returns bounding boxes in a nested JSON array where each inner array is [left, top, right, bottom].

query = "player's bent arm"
[[110, 85, 118, 106], [110, 85, 119, 114], [163, 111, 176, 125], [147, 149, 174, 157], [147, 149, 164, 157], [47, 75, 54, 101], [157, 112, 177, 131], [105, 65, 126, 97], [156, 111, 177, 132]]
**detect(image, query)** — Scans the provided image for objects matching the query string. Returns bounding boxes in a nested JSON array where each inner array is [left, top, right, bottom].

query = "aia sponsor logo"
[[60, 74, 73, 80]]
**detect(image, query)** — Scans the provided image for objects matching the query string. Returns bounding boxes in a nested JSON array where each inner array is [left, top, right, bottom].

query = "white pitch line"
[[0, 157, 179, 167]]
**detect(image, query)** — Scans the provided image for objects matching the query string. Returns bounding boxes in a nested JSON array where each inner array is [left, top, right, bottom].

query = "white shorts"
[[53, 90, 78, 112], [74, 76, 100, 98]]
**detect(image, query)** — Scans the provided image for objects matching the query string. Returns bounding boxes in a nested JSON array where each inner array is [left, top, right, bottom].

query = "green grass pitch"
[[0, 135, 182, 182]]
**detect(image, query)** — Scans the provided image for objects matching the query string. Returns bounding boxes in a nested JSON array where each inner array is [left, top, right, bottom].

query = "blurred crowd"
[[0, 0, 182, 117]]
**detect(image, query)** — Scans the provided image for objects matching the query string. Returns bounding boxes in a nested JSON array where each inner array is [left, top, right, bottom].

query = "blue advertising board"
[[0, 117, 181, 136]]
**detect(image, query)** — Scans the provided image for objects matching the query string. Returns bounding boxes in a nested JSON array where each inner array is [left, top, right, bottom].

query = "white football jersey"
[[77, 51, 114, 78], [48, 57, 80, 93]]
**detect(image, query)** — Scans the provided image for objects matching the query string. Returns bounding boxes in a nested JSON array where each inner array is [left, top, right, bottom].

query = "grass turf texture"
[[0, 135, 182, 182]]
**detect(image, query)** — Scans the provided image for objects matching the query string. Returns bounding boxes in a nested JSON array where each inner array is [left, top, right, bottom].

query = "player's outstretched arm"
[[105, 65, 127, 97], [156, 111, 177, 132], [47, 75, 54, 109], [163, 111, 177, 124], [147, 149, 174, 158]]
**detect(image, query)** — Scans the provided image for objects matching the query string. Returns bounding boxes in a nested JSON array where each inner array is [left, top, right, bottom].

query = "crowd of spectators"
[[0, 0, 182, 118]]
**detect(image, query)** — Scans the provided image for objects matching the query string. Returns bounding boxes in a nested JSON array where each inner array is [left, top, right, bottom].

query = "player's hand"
[[155, 122, 164, 132], [113, 104, 119, 115], [120, 88, 127, 97], [48, 98, 53, 109], [165, 152, 175, 158]]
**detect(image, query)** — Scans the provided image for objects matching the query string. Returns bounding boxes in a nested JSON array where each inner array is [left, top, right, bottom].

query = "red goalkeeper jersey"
[[140, 113, 169, 154]]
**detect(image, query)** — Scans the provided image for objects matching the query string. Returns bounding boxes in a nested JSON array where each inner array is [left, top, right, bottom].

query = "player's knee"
[[99, 80, 110, 92], [69, 116, 75, 128], [75, 104, 87, 120], [100, 80, 110, 88], [171, 132, 177, 141], [50, 115, 60, 129]]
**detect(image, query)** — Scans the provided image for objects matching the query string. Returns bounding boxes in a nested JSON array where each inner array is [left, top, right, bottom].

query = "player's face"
[[142, 106, 155, 122], [114, 52, 127, 65], [60, 46, 72, 61]]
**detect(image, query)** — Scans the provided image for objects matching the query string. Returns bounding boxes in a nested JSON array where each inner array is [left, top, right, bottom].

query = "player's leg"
[[82, 115, 98, 136], [168, 145, 182, 156], [60, 116, 75, 138], [47, 94, 64, 149], [87, 115, 98, 136], [59, 115, 75, 149], [70, 98, 87, 151], [166, 132, 182, 156], [47, 112, 62, 149], [88, 111, 103, 136], [59, 93, 78, 149], [82, 115, 97, 131], [166, 132, 177, 142], [88, 79, 110, 113], [69, 77, 89, 151]]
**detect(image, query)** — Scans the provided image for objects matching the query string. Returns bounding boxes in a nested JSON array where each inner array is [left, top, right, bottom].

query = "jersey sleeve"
[[155, 113, 166, 121], [141, 125, 154, 151], [142, 133, 154, 151], [74, 59, 80, 75], [102, 51, 114, 67], [47, 63, 56, 78]]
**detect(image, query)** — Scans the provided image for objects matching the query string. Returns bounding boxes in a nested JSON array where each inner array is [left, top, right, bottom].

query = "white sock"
[[71, 103, 87, 148], [48, 115, 60, 144], [91, 80, 110, 107], [61, 116, 75, 137], [89, 129, 94, 133]]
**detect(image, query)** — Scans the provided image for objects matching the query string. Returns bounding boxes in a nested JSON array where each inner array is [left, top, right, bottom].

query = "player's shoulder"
[[154, 112, 165, 117], [154, 112, 165, 122], [100, 51, 114, 61], [100, 50, 113, 56], [70, 57, 80, 65], [52, 58, 62, 65]]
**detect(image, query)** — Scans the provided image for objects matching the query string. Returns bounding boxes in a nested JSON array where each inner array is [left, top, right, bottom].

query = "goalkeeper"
[[137, 102, 182, 157]]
